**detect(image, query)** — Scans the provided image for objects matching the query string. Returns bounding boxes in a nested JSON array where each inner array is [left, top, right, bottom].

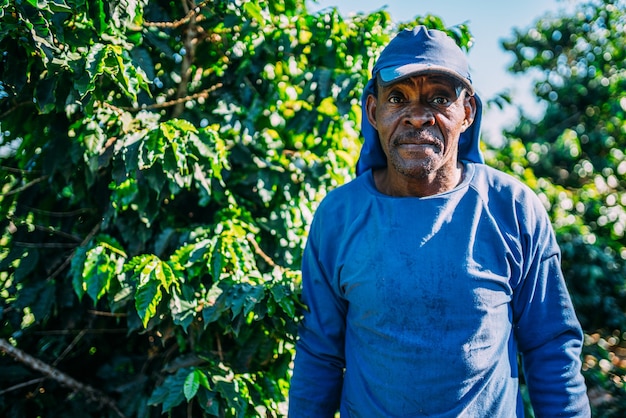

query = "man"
[[288, 26, 591, 417]]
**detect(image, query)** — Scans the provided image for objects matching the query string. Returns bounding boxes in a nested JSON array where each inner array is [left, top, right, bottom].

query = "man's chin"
[[389, 151, 440, 173], [391, 160, 438, 180]]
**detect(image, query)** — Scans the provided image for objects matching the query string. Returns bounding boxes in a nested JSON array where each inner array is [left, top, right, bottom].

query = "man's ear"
[[365, 94, 378, 129], [461, 95, 477, 132]]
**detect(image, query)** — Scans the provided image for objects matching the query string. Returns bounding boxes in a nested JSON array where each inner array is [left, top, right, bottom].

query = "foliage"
[[7, 0, 622, 415], [494, 0, 626, 415], [0, 0, 470, 416]]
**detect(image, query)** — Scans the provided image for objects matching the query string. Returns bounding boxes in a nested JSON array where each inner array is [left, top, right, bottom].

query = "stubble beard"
[[389, 152, 436, 180], [387, 131, 445, 180]]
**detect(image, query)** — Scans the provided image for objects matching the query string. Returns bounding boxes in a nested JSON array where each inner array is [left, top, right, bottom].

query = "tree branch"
[[8, 215, 87, 242], [99, 84, 223, 114], [0, 378, 46, 396], [87, 310, 128, 318], [13, 242, 79, 249], [0, 165, 42, 175], [0, 338, 127, 418], [247, 233, 284, 270], [0, 101, 33, 120], [31, 329, 127, 336], [47, 222, 101, 282], [143, 0, 210, 29], [52, 328, 89, 368], [173, 0, 199, 118], [0, 175, 48, 197], [22, 206, 96, 218]]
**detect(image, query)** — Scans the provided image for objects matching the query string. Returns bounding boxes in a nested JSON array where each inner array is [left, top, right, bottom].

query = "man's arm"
[[288, 218, 347, 418], [512, 211, 591, 416]]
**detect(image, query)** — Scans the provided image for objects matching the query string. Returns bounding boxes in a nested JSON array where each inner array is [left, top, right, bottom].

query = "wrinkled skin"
[[366, 75, 476, 197]]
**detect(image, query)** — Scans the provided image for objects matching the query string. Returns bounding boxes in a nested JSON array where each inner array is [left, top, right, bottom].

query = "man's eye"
[[388, 95, 404, 104], [430, 96, 451, 106]]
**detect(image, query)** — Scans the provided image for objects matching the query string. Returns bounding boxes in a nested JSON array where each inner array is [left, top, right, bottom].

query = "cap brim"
[[379, 64, 474, 95]]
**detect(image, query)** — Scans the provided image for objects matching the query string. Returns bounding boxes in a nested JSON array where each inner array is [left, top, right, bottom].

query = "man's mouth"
[[394, 136, 442, 152]]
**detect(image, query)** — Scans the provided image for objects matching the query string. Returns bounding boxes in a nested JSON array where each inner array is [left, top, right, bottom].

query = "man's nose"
[[403, 102, 435, 127]]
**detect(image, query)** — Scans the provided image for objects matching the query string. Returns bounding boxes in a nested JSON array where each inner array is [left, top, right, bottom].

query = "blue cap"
[[356, 26, 483, 176], [375, 26, 474, 95]]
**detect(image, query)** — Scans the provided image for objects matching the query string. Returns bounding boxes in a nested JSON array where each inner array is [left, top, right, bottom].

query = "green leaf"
[[109, 47, 151, 101], [81, 237, 126, 303], [155, 258, 176, 289], [138, 130, 165, 169], [13, 249, 39, 283], [78, 43, 106, 97], [170, 286, 197, 331], [34, 76, 57, 114], [214, 377, 249, 417], [25, 0, 42, 8], [148, 368, 188, 413], [130, 255, 177, 327], [317, 97, 338, 116], [83, 247, 108, 301], [244, 2, 265, 26], [49, 0, 72, 13], [135, 279, 162, 328], [169, 119, 197, 134], [70, 246, 89, 300], [30, 280, 55, 323], [271, 284, 296, 317], [196, 386, 220, 415], [202, 284, 227, 325], [14, 280, 55, 324], [183, 369, 200, 401], [211, 238, 224, 280], [231, 283, 265, 319]]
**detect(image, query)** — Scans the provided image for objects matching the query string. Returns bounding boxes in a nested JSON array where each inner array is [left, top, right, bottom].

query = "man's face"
[[366, 74, 475, 183]]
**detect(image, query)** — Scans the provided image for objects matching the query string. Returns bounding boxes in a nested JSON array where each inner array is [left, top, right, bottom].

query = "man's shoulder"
[[470, 163, 551, 226], [472, 163, 524, 185], [309, 174, 372, 236], [471, 163, 538, 199]]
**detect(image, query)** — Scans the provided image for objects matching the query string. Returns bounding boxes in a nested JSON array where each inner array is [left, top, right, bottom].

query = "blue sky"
[[307, 0, 578, 144]]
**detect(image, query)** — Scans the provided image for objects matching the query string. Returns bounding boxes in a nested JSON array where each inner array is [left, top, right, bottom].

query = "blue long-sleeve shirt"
[[289, 162, 590, 417]]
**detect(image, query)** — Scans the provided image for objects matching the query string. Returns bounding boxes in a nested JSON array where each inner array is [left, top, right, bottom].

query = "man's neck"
[[373, 162, 465, 197]]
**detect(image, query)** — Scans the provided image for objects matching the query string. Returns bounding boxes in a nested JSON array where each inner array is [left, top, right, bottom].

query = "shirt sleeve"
[[288, 212, 347, 418], [511, 202, 591, 417]]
